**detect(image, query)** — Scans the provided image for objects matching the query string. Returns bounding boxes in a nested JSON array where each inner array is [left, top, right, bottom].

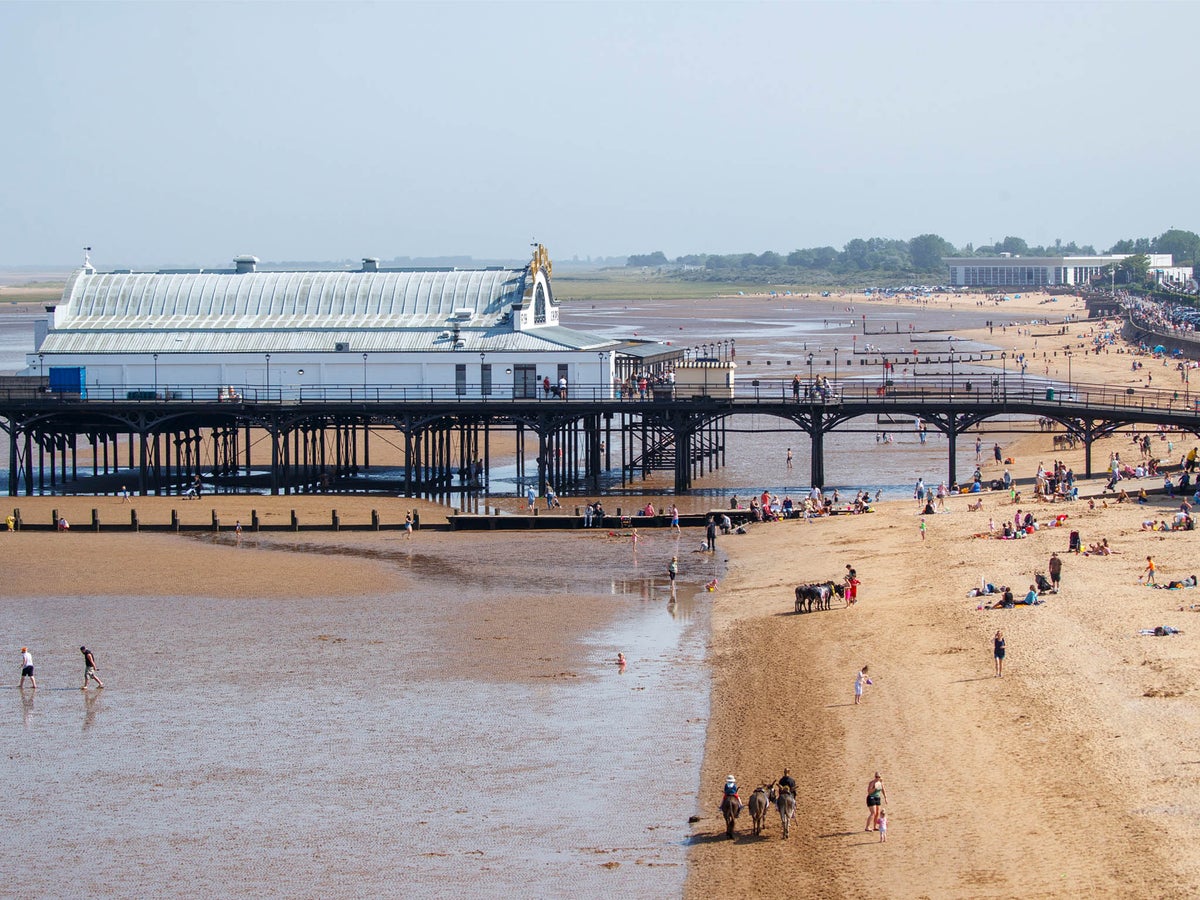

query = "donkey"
[[796, 580, 844, 613], [771, 784, 797, 840], [748, 785, 771, 836], [719, 794, 741, 839]]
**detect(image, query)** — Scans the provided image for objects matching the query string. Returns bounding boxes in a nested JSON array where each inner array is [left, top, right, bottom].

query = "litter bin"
[[1045, 388, 1055, 401]]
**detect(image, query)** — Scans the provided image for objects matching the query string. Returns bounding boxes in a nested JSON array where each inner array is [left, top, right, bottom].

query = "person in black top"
[[993, 631, 1006, 678], [81, 646, 105, 690], [705, 516, 717, 552], [777, 767, 797, 797]]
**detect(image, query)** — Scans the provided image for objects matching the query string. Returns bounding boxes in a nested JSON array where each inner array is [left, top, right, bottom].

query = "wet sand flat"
[[1, 527, 714, 897]]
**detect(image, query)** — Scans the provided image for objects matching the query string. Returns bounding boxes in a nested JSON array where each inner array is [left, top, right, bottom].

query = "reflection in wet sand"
[[81, 689, 101, 731], [20, 687, 34, 728]]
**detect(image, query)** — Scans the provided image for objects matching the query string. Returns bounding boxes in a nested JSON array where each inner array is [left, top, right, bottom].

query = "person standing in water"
[[19, 647, 35, 689], [80, 646, 104, 690]]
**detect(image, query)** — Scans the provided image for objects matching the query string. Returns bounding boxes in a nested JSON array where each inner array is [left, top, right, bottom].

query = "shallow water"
[[0, 532, 713, 897]]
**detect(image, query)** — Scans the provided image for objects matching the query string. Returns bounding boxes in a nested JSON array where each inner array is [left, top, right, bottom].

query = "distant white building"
[[945, 253, 1187, 288], [27, 245, 640, 400]]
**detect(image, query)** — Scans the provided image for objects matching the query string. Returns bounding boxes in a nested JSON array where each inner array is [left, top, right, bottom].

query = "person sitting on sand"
[[1023, 585, 1039, 605]]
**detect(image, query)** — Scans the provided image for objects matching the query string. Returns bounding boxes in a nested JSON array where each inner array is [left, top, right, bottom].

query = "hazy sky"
[[2, 1, 1197, 268]]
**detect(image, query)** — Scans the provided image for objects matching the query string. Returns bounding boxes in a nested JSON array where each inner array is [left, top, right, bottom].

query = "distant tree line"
[[625, 229, 1200, 279]]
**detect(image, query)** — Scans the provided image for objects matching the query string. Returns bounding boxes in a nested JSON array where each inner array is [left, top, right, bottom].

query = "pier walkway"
[[1, 375, 1196, 496]]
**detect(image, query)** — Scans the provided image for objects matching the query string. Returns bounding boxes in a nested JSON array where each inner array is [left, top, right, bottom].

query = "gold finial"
[[529, 243, 552, 278]]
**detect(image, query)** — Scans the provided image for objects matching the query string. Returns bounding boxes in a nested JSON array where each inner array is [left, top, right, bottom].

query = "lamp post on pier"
[[807, 352, 814, 394], [834, 347, 839, 386], [265, 353, 271, 399], [362, 353, 368, 397], [153, 352, 158, 396]]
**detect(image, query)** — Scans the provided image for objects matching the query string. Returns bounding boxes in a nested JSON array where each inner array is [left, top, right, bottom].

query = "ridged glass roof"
[[61, 269, 527, 330]]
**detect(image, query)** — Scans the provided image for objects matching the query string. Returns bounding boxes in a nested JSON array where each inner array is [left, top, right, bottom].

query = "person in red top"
[[844, 565, 860, 606]]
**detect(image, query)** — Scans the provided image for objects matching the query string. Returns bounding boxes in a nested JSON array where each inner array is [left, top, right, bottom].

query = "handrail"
[[1, 376, 1195, 415]]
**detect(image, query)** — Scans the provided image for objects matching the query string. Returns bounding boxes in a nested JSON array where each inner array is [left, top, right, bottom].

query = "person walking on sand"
[[878, 809, 888, 842], [854, 665, 872, 704], [670, 504, 681, 535], [120, 484, 131, 503], [234, 520, 243, 542], [994, 630, 1006, 677], [919, 518, 927, 542], [1048, 551, 1062, 593], [1142, 555, 1157, 585], [844, 565, 860, 606], [80, 646, 104, 689], [404, 514, 413, 539], [19, 647, 36, 689], [705, 516, 717, 552], [668, 555, 678, 595], [865, 772, 887, 831], [786, 447, 794, 469]]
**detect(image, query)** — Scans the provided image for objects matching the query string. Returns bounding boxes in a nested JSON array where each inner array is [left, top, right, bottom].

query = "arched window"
[[534, 283, 546, 324]]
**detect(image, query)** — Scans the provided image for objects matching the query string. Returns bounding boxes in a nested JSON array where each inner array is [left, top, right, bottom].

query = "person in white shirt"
[[19, 647, 35, 689]]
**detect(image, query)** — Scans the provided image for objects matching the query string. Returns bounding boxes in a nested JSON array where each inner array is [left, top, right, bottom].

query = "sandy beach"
[[684, 290, 1200, 898], [5, 287, 1199, 896]]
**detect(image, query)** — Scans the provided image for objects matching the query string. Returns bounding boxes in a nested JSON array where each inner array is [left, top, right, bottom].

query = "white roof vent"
[[450, 308, 474, 320], [233, 255, 259, 274]]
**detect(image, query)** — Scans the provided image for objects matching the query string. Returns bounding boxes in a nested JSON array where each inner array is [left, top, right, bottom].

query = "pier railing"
[[4, 376, 1192, 414]]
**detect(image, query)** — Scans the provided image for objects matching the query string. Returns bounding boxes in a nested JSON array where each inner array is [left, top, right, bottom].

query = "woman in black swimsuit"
[[994, 630, 1006, 677], [865, 772, 886, 831]]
